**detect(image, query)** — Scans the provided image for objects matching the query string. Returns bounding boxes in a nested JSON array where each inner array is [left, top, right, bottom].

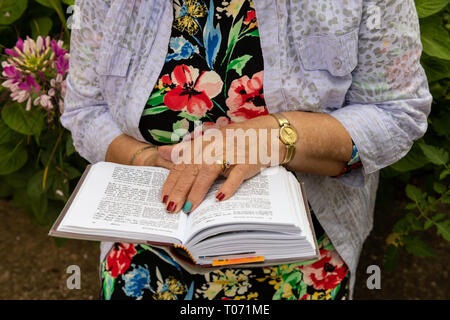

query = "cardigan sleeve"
[[329, 0, 432, 178], [60, 0, 123, 164]]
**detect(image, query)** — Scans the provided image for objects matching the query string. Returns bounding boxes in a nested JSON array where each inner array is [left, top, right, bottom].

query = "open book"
[[49, 162, 319, 267]]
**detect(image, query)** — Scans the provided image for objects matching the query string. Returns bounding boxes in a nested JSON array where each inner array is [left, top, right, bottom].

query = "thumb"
[[157, 144, 175, 161]]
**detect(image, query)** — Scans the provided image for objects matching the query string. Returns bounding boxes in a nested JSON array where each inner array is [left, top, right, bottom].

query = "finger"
[[154, 154, 175, 170], [166, 165, 200, 213], [161, 164, 185, 206], [185, 164, 222, 213], [158, 139, 193, 164], [216, 165, 260, 201]]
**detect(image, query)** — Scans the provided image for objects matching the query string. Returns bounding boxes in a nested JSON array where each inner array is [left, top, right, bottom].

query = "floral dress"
[[100, 0, 360, 300]]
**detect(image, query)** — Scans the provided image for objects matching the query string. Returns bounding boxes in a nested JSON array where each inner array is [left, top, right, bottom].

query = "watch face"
[[280, 125, 298, 145]]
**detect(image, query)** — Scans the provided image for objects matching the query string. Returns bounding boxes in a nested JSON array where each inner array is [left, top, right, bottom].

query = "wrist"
[[131, 145, 158, 166]]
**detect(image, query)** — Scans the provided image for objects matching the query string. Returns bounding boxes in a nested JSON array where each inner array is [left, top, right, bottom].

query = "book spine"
[[173, 244, 197, 264]]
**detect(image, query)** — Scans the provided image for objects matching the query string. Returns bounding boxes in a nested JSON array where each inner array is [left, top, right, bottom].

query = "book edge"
[[299, 181, 320, 259], [48, 163, 94, 238]]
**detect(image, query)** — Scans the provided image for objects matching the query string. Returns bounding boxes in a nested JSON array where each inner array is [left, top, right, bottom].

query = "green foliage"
[[0, 102, 87, 226], [383, 3, 450, 269], [0, 0, 83, 229], [0, 0, 73, 48]]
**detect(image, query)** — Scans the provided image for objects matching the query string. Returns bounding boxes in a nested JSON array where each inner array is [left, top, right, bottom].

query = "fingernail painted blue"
[[183, 201, 192, 213]]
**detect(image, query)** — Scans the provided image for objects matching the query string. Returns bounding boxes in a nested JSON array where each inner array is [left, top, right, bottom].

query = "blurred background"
[[0, 0, 449, 299]]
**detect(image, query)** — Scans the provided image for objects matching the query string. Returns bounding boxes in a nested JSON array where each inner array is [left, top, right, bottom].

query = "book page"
[[59, 162, 187, 240], [183, 167, 297, 243]]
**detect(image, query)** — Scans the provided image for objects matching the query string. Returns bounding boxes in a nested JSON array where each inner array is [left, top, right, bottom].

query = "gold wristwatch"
[[270, 113, 298, 165]]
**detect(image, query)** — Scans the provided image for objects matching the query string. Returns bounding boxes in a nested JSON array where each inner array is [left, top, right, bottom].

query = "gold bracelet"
[[129, 145, 156, 165]]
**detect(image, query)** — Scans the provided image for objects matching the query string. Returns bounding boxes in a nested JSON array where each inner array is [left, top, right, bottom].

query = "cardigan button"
[[333, 57, 342, 70]]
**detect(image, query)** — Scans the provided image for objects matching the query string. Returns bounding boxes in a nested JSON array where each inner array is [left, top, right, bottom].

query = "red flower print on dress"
[[225, 71, 268, 122], [164, 64, 223, 117], [298, 249, 349, 290], [105, 243, 137, 278], [243, 9, 257, 29]]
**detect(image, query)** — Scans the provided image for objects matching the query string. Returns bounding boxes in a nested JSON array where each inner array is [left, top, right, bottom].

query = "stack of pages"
[[50, 162, 319, 267]]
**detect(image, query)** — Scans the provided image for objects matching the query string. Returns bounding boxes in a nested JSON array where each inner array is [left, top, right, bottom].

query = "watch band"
[[270, 113, 297, 165], [271, 113, 290, 127]]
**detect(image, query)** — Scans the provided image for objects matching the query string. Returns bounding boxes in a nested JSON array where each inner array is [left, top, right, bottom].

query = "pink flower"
[[225, 71, 268, 122], [1, 36, 69, 114], [164, 64, 223, 117], [298, 249, 349, 290]]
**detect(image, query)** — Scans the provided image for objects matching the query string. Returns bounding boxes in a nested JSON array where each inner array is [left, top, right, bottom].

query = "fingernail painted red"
[[216, 192, 225, 201], [162, 195, 168, 204], [167, 201, 175, 212]]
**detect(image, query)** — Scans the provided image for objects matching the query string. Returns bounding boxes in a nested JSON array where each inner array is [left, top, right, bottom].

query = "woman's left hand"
[[157, 115, 283, 213]]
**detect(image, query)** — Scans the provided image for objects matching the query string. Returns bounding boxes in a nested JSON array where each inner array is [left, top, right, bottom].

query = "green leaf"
[[65, 165, 81, 180], [405, 184, 423, 203], [433, 182, 446, 194], [435, 220, 450, 241], [227, 55, 252, 76], [432, 213, 446, 222], [390, 142, 429, 172], [430, 111, 450, 137], [65, 134, 76, 156], [414, 0, 450, 18], [421, 54, 450, 82], [149, 129, 178, 144], [244, 29, 259, 37], [442, 193, 450, 204], [178, 111, 201, 122], [0, 142, 28, 175], [222, 17, 244, 64], [424, 220, 433, 230], [34, 0, 68, 35], [402, 236, 436, 257], [30, 16, 53, 38], [0, 0, 27, 25], [419, 142, 449, 165], [405, 203, 417, 209], [27, 169, 55, 198], [0, 117, 21, 145], [2, 103, 45, 136], [173, 118, 189, 132], [440, 169, 450, 180], [147, 89, 166, 107], [420, 15, 450, 60], [141, 105, 170, 116], [384, 244, 402, 272]]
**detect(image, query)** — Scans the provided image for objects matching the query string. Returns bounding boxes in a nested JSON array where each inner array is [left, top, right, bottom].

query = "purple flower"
[[51, 39, 67, 57], [3, 65, 21, 81], [16, 38, 24, 52], [55, 55, 69, 75], [4, 49, 18, 57], [18, 75, 40, 93]]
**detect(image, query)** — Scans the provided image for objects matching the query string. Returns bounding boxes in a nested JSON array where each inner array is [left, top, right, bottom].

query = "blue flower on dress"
[[166, 36, 200, 62], [121, 264, 153, 299]]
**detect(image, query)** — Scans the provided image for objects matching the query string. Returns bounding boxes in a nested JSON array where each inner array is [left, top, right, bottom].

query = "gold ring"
[[216, 159, 231, 174]]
